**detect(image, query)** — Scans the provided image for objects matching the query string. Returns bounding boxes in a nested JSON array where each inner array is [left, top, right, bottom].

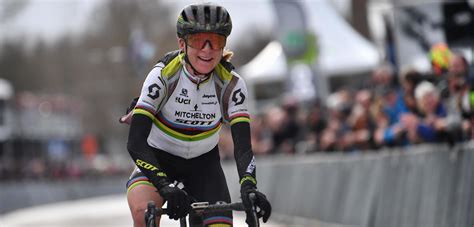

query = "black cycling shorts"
[[126, 146, 232, 226]]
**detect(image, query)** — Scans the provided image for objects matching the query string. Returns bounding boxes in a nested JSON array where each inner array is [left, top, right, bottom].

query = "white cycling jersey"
[[134, 60, 250, 159]]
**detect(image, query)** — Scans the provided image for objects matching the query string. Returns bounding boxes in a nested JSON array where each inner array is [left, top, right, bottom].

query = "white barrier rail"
[[1, 143, 473, 227], [222, 143, 474, 227]]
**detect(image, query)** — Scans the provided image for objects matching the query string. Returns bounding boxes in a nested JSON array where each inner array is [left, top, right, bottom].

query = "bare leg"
[[128, 184, 164, 227]]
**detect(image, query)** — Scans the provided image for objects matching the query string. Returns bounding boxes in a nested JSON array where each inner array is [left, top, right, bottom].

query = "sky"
[[0, 0, 276, 48], [0, 0, 357, 52], [0, 0, 100, 42], [0, 0, 384, 76]]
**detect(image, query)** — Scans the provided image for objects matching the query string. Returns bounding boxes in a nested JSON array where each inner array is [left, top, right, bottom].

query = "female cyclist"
[[122, 3, 271, 227]]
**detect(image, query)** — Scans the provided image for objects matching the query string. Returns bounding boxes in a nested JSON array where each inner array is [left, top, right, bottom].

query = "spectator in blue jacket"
[[403, 81, 447, 143]]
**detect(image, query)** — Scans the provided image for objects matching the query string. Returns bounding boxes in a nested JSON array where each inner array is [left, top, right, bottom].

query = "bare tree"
[[0, 0, 272, 154]]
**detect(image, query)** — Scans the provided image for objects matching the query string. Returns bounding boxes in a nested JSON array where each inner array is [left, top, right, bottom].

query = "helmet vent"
[[216, 7, 221, 23], [204, 6, 211, 25], [181, 11, 188, 22], [192, 7, 198, 22]]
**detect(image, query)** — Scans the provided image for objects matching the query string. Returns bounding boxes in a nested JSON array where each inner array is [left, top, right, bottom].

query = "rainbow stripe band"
[[133, 109, 221, 141], [126, 177, 154, 194], [133, 108, 155, 120], [230, 116, 250, 126], [203, 216, 233, 226], [208, 223, 232, 227]]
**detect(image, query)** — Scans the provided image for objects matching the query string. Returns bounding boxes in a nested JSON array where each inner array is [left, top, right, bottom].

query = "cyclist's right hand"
[[158, 184, 191, 220]]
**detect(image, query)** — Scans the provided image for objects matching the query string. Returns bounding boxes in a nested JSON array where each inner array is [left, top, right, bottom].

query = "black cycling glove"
[[240, 179, 272, 226], [158, 183, 192, 220]]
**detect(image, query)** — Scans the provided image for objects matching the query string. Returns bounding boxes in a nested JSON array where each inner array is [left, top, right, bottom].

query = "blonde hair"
[[223, 49, 234, 61]]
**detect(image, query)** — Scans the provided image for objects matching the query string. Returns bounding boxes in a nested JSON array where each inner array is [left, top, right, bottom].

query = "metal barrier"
[[0, 176, 126, 214], [223, 143, 474, 227], [2, 143, 473, 227]]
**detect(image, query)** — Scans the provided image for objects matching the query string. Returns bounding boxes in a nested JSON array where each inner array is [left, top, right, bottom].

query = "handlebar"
[[145, 200, 246, 216], [145, 193, 260, 227], [191, 201, 245, 213]]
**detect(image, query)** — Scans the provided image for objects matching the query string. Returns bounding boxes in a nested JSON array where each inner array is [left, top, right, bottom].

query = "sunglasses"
[[185, 33, 226, 50]]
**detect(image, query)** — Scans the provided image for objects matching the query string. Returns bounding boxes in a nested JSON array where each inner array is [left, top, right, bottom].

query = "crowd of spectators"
[[2, 48, 472, 180], [220, 50, 474, 158]]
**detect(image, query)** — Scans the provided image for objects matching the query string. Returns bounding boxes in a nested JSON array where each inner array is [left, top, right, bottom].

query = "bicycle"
[[145, 193, 259, 227]]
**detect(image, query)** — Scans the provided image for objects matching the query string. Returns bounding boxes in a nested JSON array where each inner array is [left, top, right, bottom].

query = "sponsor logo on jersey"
[[175, 119, 214, 125], [230, 109, 248, 115], [175, 111, 215, 119], [176, 97, 191, 104], [202, 101, 218, 105], [202, 94, 216, 99], [180, 88, 188, 97], [174, 111, 216, 126], [135, 159, 158, 171], [246, 156, 256, 174], [232, 89, 246, 105], [147, 84, 161, 100]]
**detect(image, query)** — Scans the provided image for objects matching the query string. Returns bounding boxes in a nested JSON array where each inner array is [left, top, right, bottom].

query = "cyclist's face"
[[179, 33, 224, 75]]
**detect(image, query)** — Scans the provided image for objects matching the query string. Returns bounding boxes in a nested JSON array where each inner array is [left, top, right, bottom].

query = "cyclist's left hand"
[[241, 181, 272, 225]]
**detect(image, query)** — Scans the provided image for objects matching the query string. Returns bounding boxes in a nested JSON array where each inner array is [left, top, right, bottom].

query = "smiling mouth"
[[198, 56, 213, 62]]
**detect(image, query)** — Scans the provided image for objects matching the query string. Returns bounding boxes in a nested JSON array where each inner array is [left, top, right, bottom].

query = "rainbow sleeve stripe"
[[229, 113, 250, 126], [133, 107, 155, 118]]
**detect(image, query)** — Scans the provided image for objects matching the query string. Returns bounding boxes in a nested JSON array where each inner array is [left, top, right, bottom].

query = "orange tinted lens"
[[186, 33, 226, 50]]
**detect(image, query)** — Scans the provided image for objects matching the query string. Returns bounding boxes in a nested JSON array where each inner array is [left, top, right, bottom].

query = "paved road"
[[0, 194, 286, 227]]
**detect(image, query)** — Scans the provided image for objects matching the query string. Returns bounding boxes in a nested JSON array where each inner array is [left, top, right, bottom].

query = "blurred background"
[[0, 0, 473, 226]]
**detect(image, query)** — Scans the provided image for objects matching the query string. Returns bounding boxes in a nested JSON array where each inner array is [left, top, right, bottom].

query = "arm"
[[231, 121, 256, 185], [224, 74, 256, 185], [126, 66, 170, 189], [231, 120, 271, 224], [224, 73, 271, 224], [127, 113, 170, 189]]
